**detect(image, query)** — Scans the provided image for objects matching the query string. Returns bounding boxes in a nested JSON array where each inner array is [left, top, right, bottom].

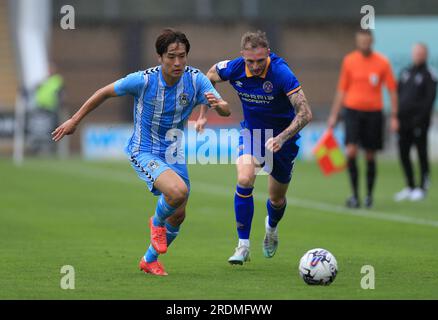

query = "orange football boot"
[[149, 217, 167, 254], [139, 257, 168, 276]]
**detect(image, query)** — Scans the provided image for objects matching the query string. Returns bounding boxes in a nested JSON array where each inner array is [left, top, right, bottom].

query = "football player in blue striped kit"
[[196, 31, 312, 264], [52, 29, 230, 276]]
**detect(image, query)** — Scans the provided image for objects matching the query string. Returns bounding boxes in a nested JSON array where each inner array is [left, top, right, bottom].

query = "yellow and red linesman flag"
[[313, 129, 346, 176]]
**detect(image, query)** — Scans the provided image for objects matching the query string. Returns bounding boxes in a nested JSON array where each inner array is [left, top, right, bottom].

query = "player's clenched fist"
[[204, 92, 219, 108], [265, 136, 284, 153], [203, 92, 231, 117], [51, 118, 78, 142]]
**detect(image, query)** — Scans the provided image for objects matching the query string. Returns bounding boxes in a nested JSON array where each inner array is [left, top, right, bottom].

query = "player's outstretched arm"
[[266, 89, 313, 153], [206, 63, 225, 87], [195, 64, 229, 133], [52, 83, 118, 142]]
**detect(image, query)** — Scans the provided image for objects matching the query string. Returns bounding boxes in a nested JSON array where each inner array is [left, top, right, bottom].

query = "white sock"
[[239, 239, 250, 248], [265, 217, 277, 232]]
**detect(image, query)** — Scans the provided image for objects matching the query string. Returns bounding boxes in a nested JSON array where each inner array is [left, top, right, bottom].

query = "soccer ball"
[[298, 248, 338, 285]]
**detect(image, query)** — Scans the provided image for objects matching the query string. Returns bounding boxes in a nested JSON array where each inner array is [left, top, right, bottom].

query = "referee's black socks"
[[348, 158, 359, 198], [366, 159, 376, 197]]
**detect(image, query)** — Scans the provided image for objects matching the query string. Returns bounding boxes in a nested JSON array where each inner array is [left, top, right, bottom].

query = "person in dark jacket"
[[395, 43, 437, 201]]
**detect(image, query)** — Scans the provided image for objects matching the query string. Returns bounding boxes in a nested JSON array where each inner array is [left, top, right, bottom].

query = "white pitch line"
[[25, 161, 438, 228], [193, 182, 438, 228]]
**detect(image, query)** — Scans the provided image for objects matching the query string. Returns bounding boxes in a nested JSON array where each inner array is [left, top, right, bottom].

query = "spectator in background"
[[394, 43, 437, 201], [327, 29, 398, 209], [28, 62, 64, 154], [35, 63, 64, 114]]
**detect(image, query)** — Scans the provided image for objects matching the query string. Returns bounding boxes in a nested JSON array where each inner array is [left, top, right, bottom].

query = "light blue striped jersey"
[[114, 66, 220, 158]]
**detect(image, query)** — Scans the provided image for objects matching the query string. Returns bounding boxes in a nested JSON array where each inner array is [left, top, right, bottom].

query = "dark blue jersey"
[[217, 53, 301, 137]]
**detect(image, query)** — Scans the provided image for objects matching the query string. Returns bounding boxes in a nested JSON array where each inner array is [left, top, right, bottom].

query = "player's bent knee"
[[270, 197, 286, 208], [237, 175, 254, 188], [166, 185, 189, 208]]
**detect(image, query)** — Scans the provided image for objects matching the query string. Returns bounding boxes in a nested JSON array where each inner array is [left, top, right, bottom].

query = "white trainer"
[[394, 187, 413, 202], [410, 188, 425, 201], [228, 245, 250, 265], [263, 216, 278, 258]]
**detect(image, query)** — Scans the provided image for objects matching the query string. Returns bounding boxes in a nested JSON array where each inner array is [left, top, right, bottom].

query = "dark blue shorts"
[[238, 125, 300, 184]]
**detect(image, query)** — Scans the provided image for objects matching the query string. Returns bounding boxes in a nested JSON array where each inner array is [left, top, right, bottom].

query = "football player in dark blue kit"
[[196, 31, 312, 264]]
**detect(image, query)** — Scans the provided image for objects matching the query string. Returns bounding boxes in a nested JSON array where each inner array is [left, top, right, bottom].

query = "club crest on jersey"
[[147, 160, 159, 172], [263, 81, 273, 93], [178, 93, 189, 107]]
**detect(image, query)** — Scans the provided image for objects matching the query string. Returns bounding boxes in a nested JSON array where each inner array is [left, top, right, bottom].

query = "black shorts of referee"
[[342, 107, 384, 151]]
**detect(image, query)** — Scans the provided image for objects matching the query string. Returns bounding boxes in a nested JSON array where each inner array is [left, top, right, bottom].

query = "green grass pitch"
[[1, 158, 437, 299]]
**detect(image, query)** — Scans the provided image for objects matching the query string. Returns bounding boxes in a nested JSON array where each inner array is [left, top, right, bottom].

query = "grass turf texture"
[[1, 158, 437, 299]]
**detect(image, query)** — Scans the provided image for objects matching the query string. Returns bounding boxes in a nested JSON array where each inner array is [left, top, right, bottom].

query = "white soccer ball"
[[298, 248, 338, 285]]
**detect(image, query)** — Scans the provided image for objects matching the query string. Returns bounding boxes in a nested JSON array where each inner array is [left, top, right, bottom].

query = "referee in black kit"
[[394, 43, 437, 202]]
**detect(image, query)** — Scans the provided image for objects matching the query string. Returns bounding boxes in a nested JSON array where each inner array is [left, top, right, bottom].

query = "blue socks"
[[267, 199, 286, 228], [146, 195, 180, 263], [145, 222, 181, 263], [145, 245, 159, 263], [234, 185, 254, 241], [152, 195, 177, 227]]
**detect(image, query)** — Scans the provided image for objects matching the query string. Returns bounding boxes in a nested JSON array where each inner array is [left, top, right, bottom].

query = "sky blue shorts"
[[128, 152, 190, 196]]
